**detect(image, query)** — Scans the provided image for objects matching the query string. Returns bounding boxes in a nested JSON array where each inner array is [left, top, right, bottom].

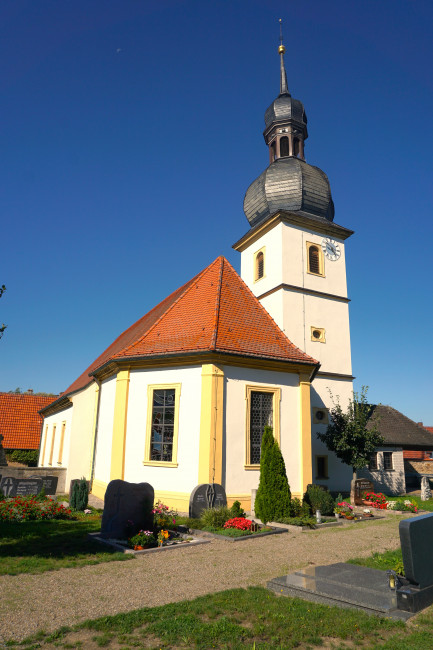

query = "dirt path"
[[0, 516, 402, 643]]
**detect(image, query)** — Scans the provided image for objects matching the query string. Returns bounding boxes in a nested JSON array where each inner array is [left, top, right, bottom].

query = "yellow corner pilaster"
[[299, 375, 313, 494], [198, 364, 224, 485], [110, 369, 130, 481]]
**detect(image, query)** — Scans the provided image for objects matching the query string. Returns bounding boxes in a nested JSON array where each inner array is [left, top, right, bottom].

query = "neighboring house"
[[0, 392, 58, 457], [403, 423, 433, 487], [357, 406, 433, 495]]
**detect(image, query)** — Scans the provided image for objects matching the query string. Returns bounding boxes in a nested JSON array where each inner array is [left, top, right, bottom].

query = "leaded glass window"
[[250, 391, 273, 464], [150, 389, 175, 462]]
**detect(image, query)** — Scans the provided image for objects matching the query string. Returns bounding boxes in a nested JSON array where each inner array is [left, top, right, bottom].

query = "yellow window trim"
[[48, 424, 56, 466], [254, 246, 266, 283], [144, 383, 181, 467], [306, 241, 325, 277], [311, 326, 326, 343], [57, 421, 66, 465], [244, 384, 281, 468], [40, 424, 48, 465]]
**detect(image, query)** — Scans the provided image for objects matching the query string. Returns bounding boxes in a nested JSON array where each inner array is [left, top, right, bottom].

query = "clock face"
[[321, 237, 341, 261]]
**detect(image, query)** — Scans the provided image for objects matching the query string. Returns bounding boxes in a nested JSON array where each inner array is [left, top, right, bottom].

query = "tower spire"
[[278, 19, 289, 96]]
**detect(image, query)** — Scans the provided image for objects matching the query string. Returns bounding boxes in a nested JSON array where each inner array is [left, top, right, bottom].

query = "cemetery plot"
[[88, 530, 211, 554]]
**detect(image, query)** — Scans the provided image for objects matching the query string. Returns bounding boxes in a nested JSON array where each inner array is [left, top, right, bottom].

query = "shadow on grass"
[[0, 516, 132, 574]]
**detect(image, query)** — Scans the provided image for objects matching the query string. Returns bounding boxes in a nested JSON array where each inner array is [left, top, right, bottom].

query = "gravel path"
[[0, 516, 402, 643]]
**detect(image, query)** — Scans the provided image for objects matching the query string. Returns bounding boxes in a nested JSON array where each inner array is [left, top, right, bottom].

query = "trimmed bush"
[[230, 500, 246, 518], [7, 449, 39, 466], [70, 478, 89, 511], [254, 426, 291, 525], [303, 484, 335, 516]]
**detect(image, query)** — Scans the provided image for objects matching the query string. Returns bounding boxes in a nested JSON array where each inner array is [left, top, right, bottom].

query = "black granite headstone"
[[31, 475, 58, 495], [1, 476, 16, 497], [399, 513, 433, 588], [100, 479, 154, 539], [189, 483, 227, 519], [15, 478, 43, 496]]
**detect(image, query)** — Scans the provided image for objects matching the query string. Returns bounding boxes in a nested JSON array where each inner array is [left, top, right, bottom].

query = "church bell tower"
[[233, 26, 354, 489]]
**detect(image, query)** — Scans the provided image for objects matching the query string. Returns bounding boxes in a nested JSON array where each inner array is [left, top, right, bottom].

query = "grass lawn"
[[7, 585, 433, 649], [0, 513, 133, 575], [387, 494, 433, 512], [348, 548, 405, 575]]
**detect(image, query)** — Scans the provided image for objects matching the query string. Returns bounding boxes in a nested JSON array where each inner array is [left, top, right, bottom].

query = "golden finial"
[[278, 18, 286, 54]]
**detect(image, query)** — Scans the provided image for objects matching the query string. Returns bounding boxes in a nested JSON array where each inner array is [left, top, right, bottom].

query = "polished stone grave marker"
[[397, 513, 433, 612], [268, 563, 411, 620], [31, 475, 58, 495], [351, 478, 374, 505], [189, 483, 227, 519], [0, 476, 43, 497], [100, 479, 154, 539]]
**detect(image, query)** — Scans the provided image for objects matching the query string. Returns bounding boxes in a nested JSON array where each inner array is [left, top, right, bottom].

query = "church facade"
[[39, 40, 354, 510]]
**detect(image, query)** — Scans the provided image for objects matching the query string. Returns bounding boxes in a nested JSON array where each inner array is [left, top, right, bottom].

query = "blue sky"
[[1, 1, 432, 424]]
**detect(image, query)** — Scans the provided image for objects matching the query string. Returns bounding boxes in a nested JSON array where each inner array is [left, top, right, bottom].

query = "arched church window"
[[280, 136, 289, 158], [293, 137, 300, 157], [255, 251, 264, 281], [307, 243, 324, 276]]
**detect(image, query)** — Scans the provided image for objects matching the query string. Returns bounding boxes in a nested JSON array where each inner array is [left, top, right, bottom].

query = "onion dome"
[[243, 23, 334, 228], [244, 157, 334, 227]]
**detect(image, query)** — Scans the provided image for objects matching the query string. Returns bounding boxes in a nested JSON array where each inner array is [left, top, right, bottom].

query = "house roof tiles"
[[0, 393, 58, 450], [368, 405, 433, 450]]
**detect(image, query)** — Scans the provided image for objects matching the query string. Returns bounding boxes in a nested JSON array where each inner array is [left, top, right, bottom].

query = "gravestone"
[[1, 476, 16, 497], [189, 483, 227, 519], [0, 476, 43, 497], [31, 475, 58, 495], [100, 479, 154, 539], [0, 434, 7, 467], [421, 476, 431, 501], [351, 478, 374, 505], [397, 513, 433, 612]]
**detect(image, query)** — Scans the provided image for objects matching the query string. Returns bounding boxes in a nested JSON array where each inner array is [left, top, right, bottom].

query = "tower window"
[[307, 243, 324, 276], [311, 327, 325, 343], [280, 136, 289, 158], [270, 141, 276, 162], [255, 249, 265, 281], [294, 137, 300, 157]]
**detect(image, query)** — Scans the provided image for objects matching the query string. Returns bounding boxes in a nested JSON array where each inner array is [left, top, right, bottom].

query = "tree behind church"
[[317, 386, 384, 482], [254, 426, 291, 525]]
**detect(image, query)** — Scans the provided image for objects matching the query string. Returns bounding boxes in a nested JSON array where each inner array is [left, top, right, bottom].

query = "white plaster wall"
[[124, 366, 202, 493], [223, 365, 301, 496], [310, 375, 353, 492], [93, 376, 117, 486], [38, 406, 73, 470], [304, 297, 352, 374], [240, 223, 284, 297], [67, 383, 99, 485]]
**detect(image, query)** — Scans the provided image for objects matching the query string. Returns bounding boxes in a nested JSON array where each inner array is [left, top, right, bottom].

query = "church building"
[[39, 39, 355, 511]]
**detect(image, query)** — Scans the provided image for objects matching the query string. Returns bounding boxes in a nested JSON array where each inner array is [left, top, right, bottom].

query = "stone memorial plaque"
[[31, 475, 58, 495], [1, 476, 17, 497], [189, 483, 227, 519], [421, 476, 432, 501], [100, 479, 154, 539], [399, 513, 433, 589], [15, 478, 43, 496], [351, 479, 374, 505]]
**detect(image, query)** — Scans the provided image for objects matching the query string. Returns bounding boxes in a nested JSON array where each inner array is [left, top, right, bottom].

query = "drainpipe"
[[90, 378, 102, 488]]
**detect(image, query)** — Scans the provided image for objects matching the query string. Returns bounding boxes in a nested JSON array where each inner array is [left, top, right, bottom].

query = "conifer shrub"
[[254, 426, 291, 525], [303, 484, 335, 515], [230, 500, 246, 518], [70, 478, 89, 511]]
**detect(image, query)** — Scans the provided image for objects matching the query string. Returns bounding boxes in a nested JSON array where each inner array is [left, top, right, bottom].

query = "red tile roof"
[[0, 393, 58, 449], [425, 427, 433, 435], [60, 256, 318, 400]]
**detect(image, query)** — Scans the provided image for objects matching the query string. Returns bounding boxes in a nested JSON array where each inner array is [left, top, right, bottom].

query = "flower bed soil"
[[189, 526, 287, 542], [88, 531, 210, 554]]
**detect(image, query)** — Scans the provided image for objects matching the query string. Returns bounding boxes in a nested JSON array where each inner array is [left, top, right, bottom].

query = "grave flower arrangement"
[[387, 499, 418, 513], [362, 492, 387, 509], [334, 502, 353, 516], [157, 529, 169, 546], [129, 530, 155, 550], [152, 500, 177, 529], [0, 495, 73, 522], [223, 517, 253, 531]]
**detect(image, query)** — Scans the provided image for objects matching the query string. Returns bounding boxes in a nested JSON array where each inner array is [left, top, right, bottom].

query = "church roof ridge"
[[53, 255, 318, 405]]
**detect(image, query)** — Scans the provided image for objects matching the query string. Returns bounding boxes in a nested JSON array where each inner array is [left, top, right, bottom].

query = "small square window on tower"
[[311, 327, 326, 343]]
